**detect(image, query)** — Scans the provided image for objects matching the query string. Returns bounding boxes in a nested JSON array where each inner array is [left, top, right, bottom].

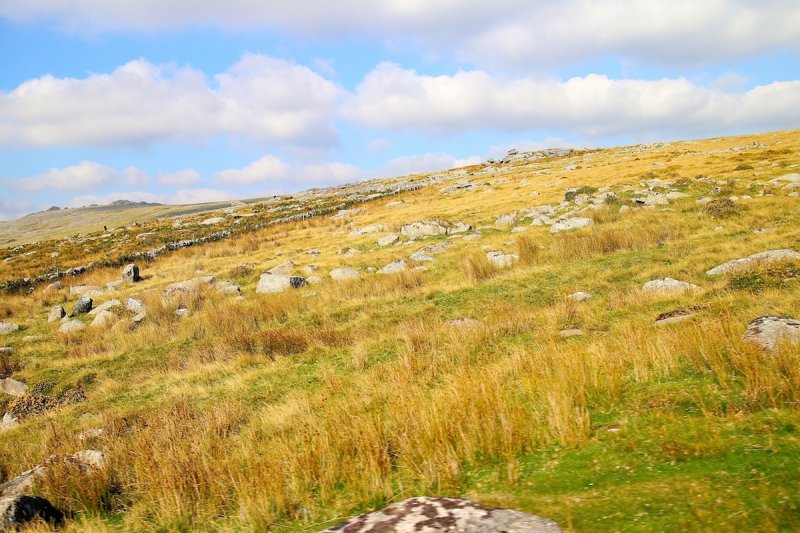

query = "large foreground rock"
[[0, 495, 63, 531], [706, 249, 800, 275], [322, 497, 561, 533], [743, 316, 800, 351], [256, 273, 306, 293], [641, 278, 700, 294]]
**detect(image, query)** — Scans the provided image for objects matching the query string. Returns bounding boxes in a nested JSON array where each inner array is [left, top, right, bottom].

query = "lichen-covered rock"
[[90, 310, 117, 329], [0, 413, 18, 433], [125, 297, 146, 314], [330, 267, 360, 281], [322, 497, 561, 533], [742, 316, 800, 351], [486, 250, 519, 269], [47, 306, 66, 323], [122, 263, 140, 282], [214, 281, 242, 295], [162, 276, 215, 305], [550, 217, 593, 234], [58, 320, 85, 335], [268, 261, 296, 275], [446, 318, 483, 329], [401, 221, 449, 240], [256, 273, 306, 293], [71, 297, 93, 315], [706, 249, 800, 276], [641, 278, 700, 294], [377, 234, 400, 247], [0, 495, 64, 531], [377, 260, 407, 275], [89, 299, 121, 316]]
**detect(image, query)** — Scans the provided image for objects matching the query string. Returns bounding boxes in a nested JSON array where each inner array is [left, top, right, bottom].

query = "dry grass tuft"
[[462, 252, 500, 281]]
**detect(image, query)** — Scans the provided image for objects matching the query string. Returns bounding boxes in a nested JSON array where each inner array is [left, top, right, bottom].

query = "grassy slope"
[[0, 130, 799, 532]]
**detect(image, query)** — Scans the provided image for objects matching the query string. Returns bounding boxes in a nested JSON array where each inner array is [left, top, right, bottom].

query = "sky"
[[1, 0, 799, 221]]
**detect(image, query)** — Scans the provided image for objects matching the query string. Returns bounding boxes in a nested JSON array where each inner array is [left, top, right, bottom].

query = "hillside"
[[1, 129, 799, 532]]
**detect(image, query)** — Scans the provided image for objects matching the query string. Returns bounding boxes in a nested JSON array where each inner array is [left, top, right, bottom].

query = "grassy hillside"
[[1, 129, 799, 532]]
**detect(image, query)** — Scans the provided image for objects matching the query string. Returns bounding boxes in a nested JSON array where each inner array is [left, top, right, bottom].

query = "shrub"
[[703, 198, 738, 218], [734, 164, 753, 171]]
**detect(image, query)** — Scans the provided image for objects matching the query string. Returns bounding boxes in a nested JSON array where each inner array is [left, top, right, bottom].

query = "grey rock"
[[89, 299, 121, 316], [349, 224, 388, 237], [0, 413, 18, 433], [642, 278, 700, 294], [567, 292, 593, 302], [706, 249, 800, 276], [90, 310, 117, 329], [256, 273, 306, 293], [162, 276, 215, 305], [559, 329, 584, 338], [743, 316, 800, 351], [214, 281, 241, 295], [122, 263, 141, 282], [0, 323, 18, 336], [200, 216, 225, 225], [58, 320, 85, 334], [0, 378, 27, 397], [72, 297, 93, 315], [550, 217, 593, 233], [268, 261, 296, 275], [322, 497, 561, 533], [330, 267, 360, 281], [0, 495, 64, 531], [446, 318, 483, 329], [125, 297, 147, 314], [48, 306, 66, 323], [377, 260, 407, 275], [486, 250, 519, 269], [377, 234, 400, 247], [401, 220, 449, 240]]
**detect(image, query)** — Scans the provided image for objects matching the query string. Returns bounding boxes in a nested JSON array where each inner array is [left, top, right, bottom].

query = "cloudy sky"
[[1, 0, 799, 220]]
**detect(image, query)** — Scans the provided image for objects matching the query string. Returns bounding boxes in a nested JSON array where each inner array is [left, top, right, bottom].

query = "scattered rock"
[[567, 292, 592, 302], [706, 249, 800, 276], [329, 267, 360, 281], [256, 273, 306, 293], [0, 323, 18, 336], [268, 261, 296, 275], [742, 316, 800, 351], [495, 212, 518, 226], [122, 263, 141, 282], [446, 318, 483, 329], [322, 497, 561, 533], [486, 250, 519, 269], [0, 378, 27, 397], [655, 307, 701, 325], [642, 278, 700, 294], [90, 311, 117, 329], [125, 298, 146, 314], [162, 276, 215, 305], [71, 297, 93, 315], [0, 413, 18, 433], [377, 234, 400, 247], [213, 281, 241, 295], [349, 224, 388, 237], [305, 275, 323, 284], [0, 495, 64, 531], [47, 306, 66, 323], [88, 299, 121, 316], [559, 328, 584, 338], [401, 220, 449, 239], [550, 217, 593, 233], [377, 260, 407, 275], [200, 216, 226, 225], [58, 320, 85, 335], [175, 307, 190, 318]]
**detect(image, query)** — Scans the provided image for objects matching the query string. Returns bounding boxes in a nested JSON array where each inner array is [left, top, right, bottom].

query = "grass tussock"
[[462, 252, 500, 282], [550, 220, 677, 261], [515, 235, 541, 265]]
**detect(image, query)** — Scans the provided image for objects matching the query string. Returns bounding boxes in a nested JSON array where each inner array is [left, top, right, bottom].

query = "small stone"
[[706, 249, 800, 276], [486, 250, 519, 269], [446, 318, 483, 328], [550, 217, 593, 233], [329, 267, 360, 281], [0, 322, 19, 336], [0, 378, 27, 397], [268, 261, 296, 275], [90, 310, 117, 329], [377, 260, 407, 275], [48, 306, 66, 323], [72, 297, 93, 315], [641, 278, 700, 294], [377, 234, 400, 246], [0, 495, 64, 530], [559, 328, 584, 338], [58, 320, 85, 335], [122, 263, 140, 282], [125, 298, 146, 314], [567, 292, 592, 302]]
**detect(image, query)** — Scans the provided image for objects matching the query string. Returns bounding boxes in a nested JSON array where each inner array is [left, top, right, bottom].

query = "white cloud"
[[0, 54, 340, 148], [11, 161, 150, 192], [2, 1, 799, 67], [367, 138, 391, 151], [345, 63, 800, 138], [0, 199, 33, 222], [216, 155, 289, 186], [170, 188, 239, 204], [378, 153, 481, 177], [158, 168, 201, 186]]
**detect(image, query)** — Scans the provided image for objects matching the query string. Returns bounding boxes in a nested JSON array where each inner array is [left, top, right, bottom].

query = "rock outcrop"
[[706, 249, 800, 276], [742, 316, 800, 351]]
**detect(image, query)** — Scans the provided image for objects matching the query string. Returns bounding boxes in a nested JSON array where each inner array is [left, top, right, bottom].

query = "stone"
[[377, 260, 407, 275], [706, 249, 800, 276], [72, 297, 93, 315], [349, 224, 388, 237], [162, 276, 215, 305], [401, 220, 449, 240], [0, 495, 64, 530], [486, 250, 519, 269], [448, 221, 472, 235], [48, 306, 66, 323], [742, 316, 800, 351], [655, 308, 698, 326], [0, 413, 18, 433], [58, 320, 85, 335], [268, 261, 296, 275], [122, 263, 140, 282], [321, 497, 561, 533], [559, 328, 584, 338], [200, 216, 225, 225], [90, 311, 117, 329], [446, 318, 483, 329], [125, 298, 146, 314], [495, 213, 518, 226], [305, 275, 324, 284], [0, 378, 27, 397], [0, 450, 106, 498], [377, 234, 400, 246], [567, 291, 593, 302], [214, 281, 241, 295], [303, 265, 319, 274], [550, 217, 593, 233], [256, 273, 306, 293], [0, 323, 18, 336], [175, 308, 190, 318], [21, 336, 38, 343], [88, 299, 121, 316], [329, 267, 360, 281], [642, 278, 700, 294]]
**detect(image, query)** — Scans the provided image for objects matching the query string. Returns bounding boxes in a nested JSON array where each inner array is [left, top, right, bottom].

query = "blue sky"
[[1, 0, 799, 220]]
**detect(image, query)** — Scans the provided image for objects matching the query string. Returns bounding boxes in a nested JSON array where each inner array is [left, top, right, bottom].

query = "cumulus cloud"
[[0, 54, 340, 148], [2, 1, 799, 67], [378, 153, 481, 177], [367, 138, 391, 151], [11, 161, 150, 192], [217, 156, 363, 189], [345, 63, 800, 138], [0, 199, 34, 222], [158, 168, 201, 186]]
